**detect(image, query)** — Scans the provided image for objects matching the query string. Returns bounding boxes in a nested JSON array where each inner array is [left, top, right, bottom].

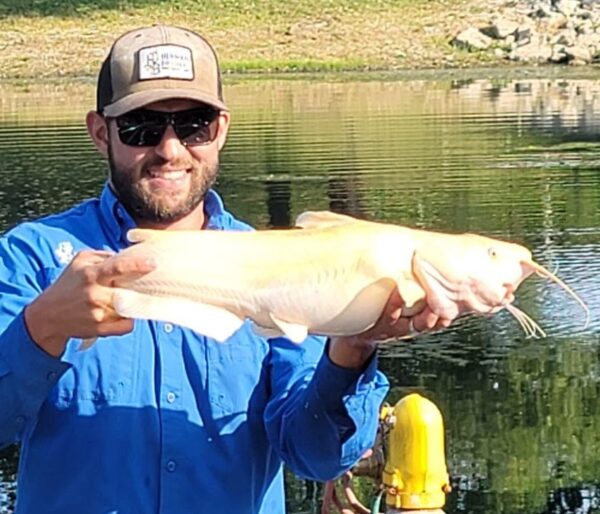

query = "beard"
[[107, 143, 220, 225]]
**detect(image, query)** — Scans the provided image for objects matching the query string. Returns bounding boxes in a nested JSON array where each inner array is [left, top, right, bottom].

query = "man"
[[0, 25, 449, 513]]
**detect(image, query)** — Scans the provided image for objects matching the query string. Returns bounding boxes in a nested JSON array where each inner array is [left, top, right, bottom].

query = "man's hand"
[[327, 288, 453, 370], [24, 250, 156, 357]]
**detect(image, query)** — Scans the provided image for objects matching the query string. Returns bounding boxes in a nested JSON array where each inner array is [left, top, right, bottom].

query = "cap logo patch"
[[138, 45, 194, 80]]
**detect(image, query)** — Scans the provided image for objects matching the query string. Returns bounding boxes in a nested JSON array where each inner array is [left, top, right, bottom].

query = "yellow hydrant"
[[381, 393, 451, 513]]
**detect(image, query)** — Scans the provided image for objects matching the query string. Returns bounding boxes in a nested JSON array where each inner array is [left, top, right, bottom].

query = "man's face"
[[106, 99, 228, 226]]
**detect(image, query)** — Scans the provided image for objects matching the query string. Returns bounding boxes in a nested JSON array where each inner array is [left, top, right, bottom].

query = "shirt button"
[[166, 392, 176, 403], [166, 460, 177, 472], [47, 372, 58, 381], [164, 323, 173, 333], [15, 416, 24, 425]]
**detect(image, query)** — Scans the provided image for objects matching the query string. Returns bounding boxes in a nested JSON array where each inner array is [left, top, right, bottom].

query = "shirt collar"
[[99, 183, 229, 247], [203, 188, 229, 230]]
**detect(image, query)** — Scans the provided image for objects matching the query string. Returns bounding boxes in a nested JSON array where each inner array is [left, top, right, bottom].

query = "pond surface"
[[1, 71, 600, 513]]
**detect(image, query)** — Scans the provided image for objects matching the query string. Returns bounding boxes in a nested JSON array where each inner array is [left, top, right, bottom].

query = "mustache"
[[106, 135, 193, 174], [142, 155, 194, 171]]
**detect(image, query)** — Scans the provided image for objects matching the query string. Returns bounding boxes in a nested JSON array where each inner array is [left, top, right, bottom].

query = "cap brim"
[[102, 88, 228, 116]]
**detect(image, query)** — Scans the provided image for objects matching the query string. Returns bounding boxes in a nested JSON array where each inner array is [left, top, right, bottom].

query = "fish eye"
[[488, 247, 497, 258]]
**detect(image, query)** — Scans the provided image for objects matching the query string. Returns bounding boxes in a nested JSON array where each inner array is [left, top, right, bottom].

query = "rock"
[[481, 18, 520, 39], [509, 36, 553, 61], [451, 27, 493, 50], [575, 19, 594, 34], [552, 29, 577, 45], [577, 33, 598, 53], [447, 0, 600, 66], [554, 0, 579, 17], [530, 5, 553, 18], [577, 10, 593, 20], [544, 13, 569, 31], [564, 44, 593, 62], [515, 26, 533, 45], [550, 45, 569, 62]]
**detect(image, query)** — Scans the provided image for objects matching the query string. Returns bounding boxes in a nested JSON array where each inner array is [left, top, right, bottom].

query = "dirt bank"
[[0, 0, 516, 79]]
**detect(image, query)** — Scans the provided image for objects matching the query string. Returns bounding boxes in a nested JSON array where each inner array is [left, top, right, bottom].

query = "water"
[[1, 72, 600, 513]]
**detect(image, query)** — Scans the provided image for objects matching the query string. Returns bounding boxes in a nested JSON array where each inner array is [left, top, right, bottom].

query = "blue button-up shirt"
[[0, 185, 389, 514]]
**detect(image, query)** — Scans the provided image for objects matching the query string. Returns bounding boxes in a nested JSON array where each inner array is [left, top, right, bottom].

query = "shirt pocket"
[[42, 268, 140, 408], [206, 329, 269, 418], [53, 336, 140, 408]]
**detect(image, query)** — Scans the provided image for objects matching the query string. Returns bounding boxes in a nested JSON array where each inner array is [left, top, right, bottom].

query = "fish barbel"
[[91, 211, 589, 345]]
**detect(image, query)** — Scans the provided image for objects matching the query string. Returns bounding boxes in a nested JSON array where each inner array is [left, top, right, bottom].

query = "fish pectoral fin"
[[396, 274, 427, 316], [251, 323, 286, 340], [294, 210, 357, 229], [113, 288, 244, 342], [268, 314, 308, 343]]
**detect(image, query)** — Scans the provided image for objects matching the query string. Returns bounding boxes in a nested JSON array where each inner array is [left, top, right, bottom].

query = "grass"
[[0, 0, 500, 79], [0, 0, 410, 17]]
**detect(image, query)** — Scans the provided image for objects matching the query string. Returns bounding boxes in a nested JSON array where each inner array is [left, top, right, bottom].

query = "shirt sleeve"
[[264, 335, 389, 481], [0, 231, 71, 449]]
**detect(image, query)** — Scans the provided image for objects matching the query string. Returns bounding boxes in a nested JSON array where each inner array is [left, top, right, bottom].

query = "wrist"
[[327, 335, 377, 370], [24, 297, 68, 357]]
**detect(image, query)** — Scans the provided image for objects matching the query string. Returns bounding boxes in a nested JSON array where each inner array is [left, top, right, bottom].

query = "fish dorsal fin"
[[294, 210, 358, 229], [127, 228, 162, 244], [112, 288, 244, 342], [268, 313, 308, 343]]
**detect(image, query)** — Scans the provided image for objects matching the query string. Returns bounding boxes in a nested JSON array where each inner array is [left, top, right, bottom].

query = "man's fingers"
[[385, 288, 404, 311], [435, 317, 453, 330], [412, 308, 441, 333], [95, 255, 157, 286], [98, 318, 135, 336], [71, 249, 116, 267]]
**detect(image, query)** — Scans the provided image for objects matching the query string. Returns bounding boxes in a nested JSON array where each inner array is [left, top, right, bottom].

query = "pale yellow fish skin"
[[102, 211, 546, 343]]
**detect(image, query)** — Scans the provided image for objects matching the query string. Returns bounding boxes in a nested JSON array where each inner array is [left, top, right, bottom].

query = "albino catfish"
[[96, 211, 589, 345]]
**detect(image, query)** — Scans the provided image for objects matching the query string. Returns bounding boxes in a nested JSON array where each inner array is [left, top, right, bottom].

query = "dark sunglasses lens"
[[174, 108, 220, 146], [116, 112, 167, 146], [115, 108, 220, 147]]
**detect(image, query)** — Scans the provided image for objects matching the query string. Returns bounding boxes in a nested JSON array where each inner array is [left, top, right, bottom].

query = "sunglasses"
[[112, 106, 221, 147]]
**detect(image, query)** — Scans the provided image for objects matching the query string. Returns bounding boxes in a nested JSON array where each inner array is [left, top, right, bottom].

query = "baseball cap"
[[97, 25, 227, 117]]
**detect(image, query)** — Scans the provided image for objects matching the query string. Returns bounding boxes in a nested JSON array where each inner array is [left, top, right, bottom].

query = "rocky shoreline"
[[452, 0, 600, 65]]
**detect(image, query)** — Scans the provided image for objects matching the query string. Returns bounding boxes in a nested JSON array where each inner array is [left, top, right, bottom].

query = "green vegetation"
[[0, 0, 494, 78]]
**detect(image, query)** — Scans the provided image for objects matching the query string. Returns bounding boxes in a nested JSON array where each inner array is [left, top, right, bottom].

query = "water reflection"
[[1, 74, 600, 513]]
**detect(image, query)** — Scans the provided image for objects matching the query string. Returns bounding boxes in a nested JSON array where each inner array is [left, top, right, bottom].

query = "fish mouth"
[[413, 256, 523, 318]]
